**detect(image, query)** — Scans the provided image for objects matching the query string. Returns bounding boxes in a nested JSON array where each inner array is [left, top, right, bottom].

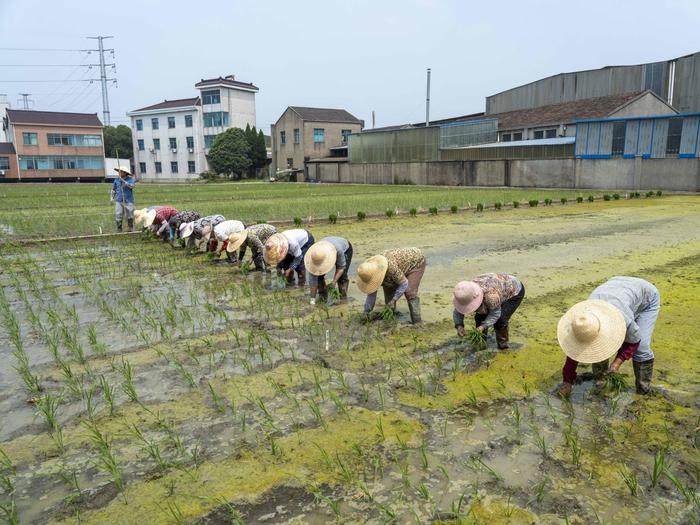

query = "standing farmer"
[[111, 166, 136, 232], [356, 247, 426, 324], [305, 236, 353, 305], [452, 273, 525, 349], [263, 229, 315, 285], [556, 276, 660, 397], [226, 223, 277, 271]]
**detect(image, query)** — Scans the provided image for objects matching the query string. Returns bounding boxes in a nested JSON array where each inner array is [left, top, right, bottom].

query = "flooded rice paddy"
[[0, 195, 698, 524]]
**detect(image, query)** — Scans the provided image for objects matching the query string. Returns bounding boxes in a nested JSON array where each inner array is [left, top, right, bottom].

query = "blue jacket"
[[113, 176, 136, 204]]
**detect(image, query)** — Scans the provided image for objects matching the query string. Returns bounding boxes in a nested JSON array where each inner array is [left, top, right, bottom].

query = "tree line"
[[204, 124, 268, 180]]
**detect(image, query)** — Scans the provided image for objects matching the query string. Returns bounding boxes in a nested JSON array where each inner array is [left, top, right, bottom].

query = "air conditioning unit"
[[188, 148, 194, 153], [148, 147, 155, 153], [171, 148, 177, 153], [0, 170, 5, 176]]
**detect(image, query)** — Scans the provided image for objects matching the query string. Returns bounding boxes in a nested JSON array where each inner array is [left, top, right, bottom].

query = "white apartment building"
[[128, 75, 258, 181]]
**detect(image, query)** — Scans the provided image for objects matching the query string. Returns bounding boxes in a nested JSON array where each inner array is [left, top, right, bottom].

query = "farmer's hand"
[[476, 325, 485, 333], [387, 300, 396, 310], [310, 297, 316, 305], [456, 326, 466, 338]]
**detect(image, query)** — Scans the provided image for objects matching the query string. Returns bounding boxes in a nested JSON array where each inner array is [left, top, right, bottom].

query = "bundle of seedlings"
[[463, 327, 486, 350]]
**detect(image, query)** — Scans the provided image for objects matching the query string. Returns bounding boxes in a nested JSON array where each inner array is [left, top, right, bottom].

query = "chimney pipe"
[[425, 68, 431, 127]]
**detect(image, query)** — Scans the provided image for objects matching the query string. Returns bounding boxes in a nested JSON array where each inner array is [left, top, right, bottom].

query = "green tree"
[[252, 129, 268, 171], [103, 125, 133, 159], [206, 128, 251, 179]]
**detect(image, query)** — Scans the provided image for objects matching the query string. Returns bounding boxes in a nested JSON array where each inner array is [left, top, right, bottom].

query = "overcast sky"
[[1, 0, 698, 131]]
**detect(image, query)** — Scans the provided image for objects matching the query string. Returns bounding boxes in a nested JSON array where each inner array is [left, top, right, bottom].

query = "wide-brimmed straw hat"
[[557, 299, 626, 363], [226, 231, 248, 253], [263, 233, 289, 265], [356, 255, 388, 294], [201, 225, 213, 241], [114, 165, 132, 175], [304, 241, 337, 276], [180, 222, 194, 239], [144, 209, 157, 227], [453, 281, 484, 315], [133, 208, 149, 226]]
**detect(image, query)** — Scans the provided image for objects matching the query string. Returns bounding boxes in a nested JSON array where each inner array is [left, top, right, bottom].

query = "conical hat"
[[304, 240, 337, 276], [356, 255, 388, 294], [557, 299, 626, 363]]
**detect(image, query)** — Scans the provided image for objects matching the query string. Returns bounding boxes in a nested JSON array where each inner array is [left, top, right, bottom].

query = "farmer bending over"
[[452, 273, 525, 349], [263, 229, 315, 285], [226, 223, 277, 271], [357, 247, 426, 324], [165, 210, 201, 246], [202, 220, 245, 261], [145, 206, 179, 241], [134, 206, 164, 229], [180, 214, 225, 251], [111, 166, 136, 232], [305, 236, 353, 305], [556, 276, 660, 398]]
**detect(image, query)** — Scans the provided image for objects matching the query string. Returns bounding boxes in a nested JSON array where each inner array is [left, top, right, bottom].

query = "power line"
[[0, 47, 86, 52], [0, 79, 98, 83], [0, 64, 92, 67]]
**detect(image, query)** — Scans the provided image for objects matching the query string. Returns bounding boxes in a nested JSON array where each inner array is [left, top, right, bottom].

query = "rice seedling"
[[450, 205, 458, 213], [613, 193, 621, 200], [561, 197, 568, 204], [619, 466, 640, 497], [588, 195, 595, 202], [464, 327, 486, 350], [604, 372, 629, 394], [376, 416, 385, 440], [531, 427, 548, 458], [328, 213, 338, 224], [357, 211, 366, 221], [494, 201, 502, 210], [385, 208, 395, 218], [98, 375, 116, 416], [207, 381, 227, 413], [476, 202, 484, 212], [528, 199, 539, 207], [512, 200, 520, 208], [409, 207, 418, 216], [577, 196, 584, 203], [293, 217, 302, 226], [158, 501, 186, 524], [650, 448, 666, 488], [82, 420, 124, 496], [544, 198, 553, 205], [656, 190, 663, 197], [418, 441, 429, 470], [429, 206, 439, 215], [0, 500, 18, 525], [119, 356, 139, 403], [603, 194, 611, 201], [646, 191, 654, 198]]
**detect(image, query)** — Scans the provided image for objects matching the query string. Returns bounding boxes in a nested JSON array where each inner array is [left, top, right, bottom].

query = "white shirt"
[[213, 220, 244, 241], [282, 229, 309, 258]]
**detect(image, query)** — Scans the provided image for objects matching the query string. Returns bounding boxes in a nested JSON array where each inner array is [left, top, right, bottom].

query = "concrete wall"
[[307, 157, 699, 191]]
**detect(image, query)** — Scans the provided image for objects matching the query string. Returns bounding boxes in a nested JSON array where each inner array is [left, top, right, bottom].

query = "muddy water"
[[0, 196, 698, 524]]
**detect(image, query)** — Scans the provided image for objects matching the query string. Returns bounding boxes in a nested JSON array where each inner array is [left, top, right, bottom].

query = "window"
[[137, 139, 145, 151], [155, 162, 162, 174], [153, 138, 160, 150], [136, 119, 143, 131], [293, 128, 300, 144], [202, 89, 221, 105], [24, 158, 37, 169], [187, 160, 196, 173], [53, 158, 64, 169], [0, 157, 9, 170], [341, 129, 352, 143], [168, 116, 176, 129], [23, 132, 38, 145], [170, 161, 178, 173], [280, 130, 286, 145], [512, 131, 523, 141], [666, 118, 683, 155], [47, 134, 102, 146], [501, 133, 511, 142], [287, 158, 293, 168], [64, 157, 76, 169], [533, 130, 544, 140], [612, 121, 626, 156], [139, 162, 146, 174], [169, 137, 177, 150], [186, 136, 194, 149], [151, 118, 159, 130], [545, 129, 557, 139], [185, 115, 193, 128], [203, 111, 229, 127], [313, 128, 325, 143], [204, 135, 218, 148], [19, 156, 103, 170]]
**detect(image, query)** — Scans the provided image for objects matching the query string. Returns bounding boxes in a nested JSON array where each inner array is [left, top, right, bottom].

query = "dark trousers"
[[278, 232, 315, 283], [317, 243, 353, 291], [475, 284, 525, 329]]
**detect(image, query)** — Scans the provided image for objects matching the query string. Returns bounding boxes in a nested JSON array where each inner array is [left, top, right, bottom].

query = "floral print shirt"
[[382, 247, 426, 287], [241, 224, 277, 255], [169, 210, 201, 230], [192, 214, 225, 238]]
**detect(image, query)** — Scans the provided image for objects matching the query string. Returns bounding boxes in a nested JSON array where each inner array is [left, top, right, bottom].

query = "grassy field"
[[0, 182, 616, 239], [0, 186, 697, 524]]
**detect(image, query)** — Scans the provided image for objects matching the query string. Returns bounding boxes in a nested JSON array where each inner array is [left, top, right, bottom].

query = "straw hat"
[[144, 209, 157, 227], [557, 299, 626, 363], [263, 233, 289, 265], [304, 241, 337, 276], [180, 222, 194, 239], [114, 165, 132, 175], [201, 225, 213, 241], [133, 208, 149, 226], [226, 230, 248, 253], [356, 255, 388, 294], [453, 281, 484, 315]]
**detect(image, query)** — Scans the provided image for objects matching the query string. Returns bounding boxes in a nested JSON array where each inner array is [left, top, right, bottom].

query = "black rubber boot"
[[252, 253, 265, 271], [127, 219, 134, 232], [633, 359, 654, 394], [226, 251, 238, 264], [297, 269, 306, 287], [116, 220, 123, 232], [495, 326, 509, 349], [338, 280, 349, 299], [407, 297, 422, 324], [318, 279, 328, 302]]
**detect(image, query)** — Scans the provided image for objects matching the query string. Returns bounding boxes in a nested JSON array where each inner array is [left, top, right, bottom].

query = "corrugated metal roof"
[[464, 137, 575, 149], [6, 109, 102, 127], [289, 106, 363, 124], [131, 97, 200, 112]]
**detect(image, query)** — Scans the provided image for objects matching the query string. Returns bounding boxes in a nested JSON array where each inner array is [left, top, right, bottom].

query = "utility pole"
[[86, 36, 116, 125], [425, 68, 431, 127], [18, 93, 33, 109]]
